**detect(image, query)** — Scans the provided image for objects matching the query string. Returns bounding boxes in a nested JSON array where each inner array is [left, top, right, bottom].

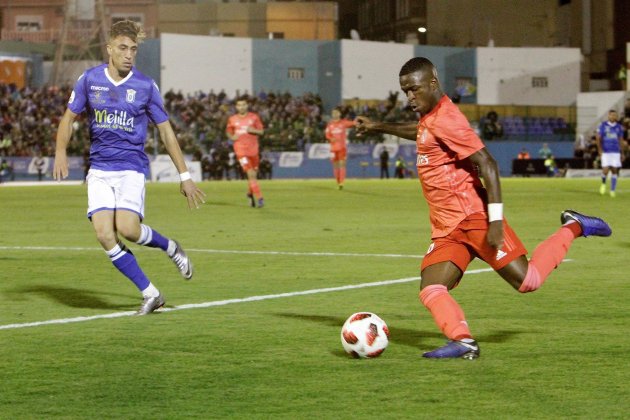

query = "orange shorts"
[[237, 155, 259, 172], [421, 213, 527, 273], [330, 149, 347, 162]]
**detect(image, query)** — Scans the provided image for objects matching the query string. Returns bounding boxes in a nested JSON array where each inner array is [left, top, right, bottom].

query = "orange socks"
[[249, 180, 262, 200], [339, 167, 346, 185], [419, 284, 472, 341], [519, 223, 579, 293]]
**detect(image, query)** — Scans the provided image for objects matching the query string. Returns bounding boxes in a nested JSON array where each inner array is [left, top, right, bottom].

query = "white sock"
[[141, 283, 160, 298], [167, 240, 177, 257]]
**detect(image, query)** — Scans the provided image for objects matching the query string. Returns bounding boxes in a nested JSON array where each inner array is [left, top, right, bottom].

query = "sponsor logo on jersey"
[[90, 85, 110, 91], [496, 249, 507, 260], [94, 109, 135, 131], [90, 91, 106, 105], [69, 90, 75, 104]]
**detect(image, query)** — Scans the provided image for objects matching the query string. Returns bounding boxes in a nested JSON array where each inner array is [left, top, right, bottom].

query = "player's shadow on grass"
[[274, 312, 527, 357], [9, 285, 134, 310]]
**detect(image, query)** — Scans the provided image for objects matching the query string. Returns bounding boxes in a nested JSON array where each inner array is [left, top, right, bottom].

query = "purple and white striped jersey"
[[68, 64, 169, 174]]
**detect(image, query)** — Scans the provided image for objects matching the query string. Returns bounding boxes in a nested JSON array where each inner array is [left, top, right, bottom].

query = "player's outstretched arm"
[[354, 116, 417, 140], [53, 108, 77, 180], [157, 120, 206, 209]]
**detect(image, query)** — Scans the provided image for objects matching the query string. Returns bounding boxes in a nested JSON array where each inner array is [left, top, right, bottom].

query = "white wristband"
[[488, 203, 503, 222], [179, 171, 191, 182]]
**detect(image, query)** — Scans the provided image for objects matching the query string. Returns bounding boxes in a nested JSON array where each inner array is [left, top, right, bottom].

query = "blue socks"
[[107, 242, 150, 292], [136, 224, 170, 251]]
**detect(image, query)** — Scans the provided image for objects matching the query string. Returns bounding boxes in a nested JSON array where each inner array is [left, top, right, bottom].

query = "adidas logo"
[[496, 249, 507, 260]]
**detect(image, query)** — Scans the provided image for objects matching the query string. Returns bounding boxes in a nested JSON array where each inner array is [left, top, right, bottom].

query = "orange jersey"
[[416, 95, 487, 238], [325, 119, 355, 152], [226, 112, 264, 157]]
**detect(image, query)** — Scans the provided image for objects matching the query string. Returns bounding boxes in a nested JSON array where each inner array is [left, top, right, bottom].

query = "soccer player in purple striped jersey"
[[54, 20, 206, 315]]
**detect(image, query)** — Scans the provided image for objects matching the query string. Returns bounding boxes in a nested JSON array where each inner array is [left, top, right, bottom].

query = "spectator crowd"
[[9, 81, 620, 181], [0, 82, 416, 163]]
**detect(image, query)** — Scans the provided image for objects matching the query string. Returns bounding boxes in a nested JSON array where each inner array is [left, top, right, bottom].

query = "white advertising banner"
[[565, 169, 630, 178], [308, 143, 331, 159], [278, 152, 304, 168], [150, 155, 202, 182]]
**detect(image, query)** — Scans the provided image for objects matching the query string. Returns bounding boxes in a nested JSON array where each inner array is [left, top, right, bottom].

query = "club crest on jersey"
[[126, 89, 136, 103], [417, 154, 429, 166]]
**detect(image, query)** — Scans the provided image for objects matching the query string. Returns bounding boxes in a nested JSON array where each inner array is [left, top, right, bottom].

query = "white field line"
[[0, 245, 423, 259], [0, 268, 496, 331]]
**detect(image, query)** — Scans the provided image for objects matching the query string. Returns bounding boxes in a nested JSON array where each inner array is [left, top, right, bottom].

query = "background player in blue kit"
[[596, 109, 624, 197], [53, 20, 206, 315]]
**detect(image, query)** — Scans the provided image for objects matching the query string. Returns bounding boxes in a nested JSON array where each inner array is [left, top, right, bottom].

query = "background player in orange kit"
[[355, 57, 611, 359], [325, 107, 355, 189], [226, 97, 265, 207]]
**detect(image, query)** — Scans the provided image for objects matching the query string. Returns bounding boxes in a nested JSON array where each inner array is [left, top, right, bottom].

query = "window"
[[288, 68, 305, 80], [532, 77, 549, 88], [268, 32, 284, 39], [15, 15, 43, 32]]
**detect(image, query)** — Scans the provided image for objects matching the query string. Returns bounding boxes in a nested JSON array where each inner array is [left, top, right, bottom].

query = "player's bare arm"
[[53, 108, 78, 180], [468, 147, 504, 249], [157, 120, 206, 209], [354, 116, 417, 140]]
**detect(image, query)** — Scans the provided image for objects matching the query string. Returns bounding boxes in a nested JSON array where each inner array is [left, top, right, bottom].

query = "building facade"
[[0, 0, 338, 45]]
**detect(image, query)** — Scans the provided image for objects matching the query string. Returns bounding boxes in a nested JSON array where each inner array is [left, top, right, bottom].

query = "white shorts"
[[86, 169, 146, 219], [601, 152, 621, 169]]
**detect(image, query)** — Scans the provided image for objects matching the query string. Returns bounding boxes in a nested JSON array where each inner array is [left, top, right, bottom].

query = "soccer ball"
[[340, 312, 390, 358]]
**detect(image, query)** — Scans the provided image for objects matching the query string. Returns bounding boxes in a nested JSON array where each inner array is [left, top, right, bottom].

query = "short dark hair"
[[399, 57, 435, 77]]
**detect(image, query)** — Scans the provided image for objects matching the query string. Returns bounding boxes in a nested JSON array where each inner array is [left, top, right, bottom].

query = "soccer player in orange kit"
[[355, 57, 612, 359], [226, 98, 265, 207], [325, 107, 355, 189]]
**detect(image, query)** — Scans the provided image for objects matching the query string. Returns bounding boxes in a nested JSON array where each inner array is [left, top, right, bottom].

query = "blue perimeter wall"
[[4, 141, 572, 182], [267, 141, 572, 179]]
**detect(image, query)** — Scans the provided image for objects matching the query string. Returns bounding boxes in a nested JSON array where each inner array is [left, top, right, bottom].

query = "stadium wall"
[[136, 38, 161, 88], [444, 49, 477, 104], [576, 90, 626, 138], [476, 47, 581, 106], [160, 33, 253, 97], [1, 141, 573, 183], [156, 35, 471, 109], [340, 40, 414, 101], [252, 39, 325, 96], [317, 41, 342, 112], [151, 35, 580, 111]]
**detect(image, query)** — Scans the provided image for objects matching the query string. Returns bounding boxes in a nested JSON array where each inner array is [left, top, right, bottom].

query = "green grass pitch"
[[0, 178, 628, 418]]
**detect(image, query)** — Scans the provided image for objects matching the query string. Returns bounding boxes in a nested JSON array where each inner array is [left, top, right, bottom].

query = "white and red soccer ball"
[[340, 312, 389, 358]]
